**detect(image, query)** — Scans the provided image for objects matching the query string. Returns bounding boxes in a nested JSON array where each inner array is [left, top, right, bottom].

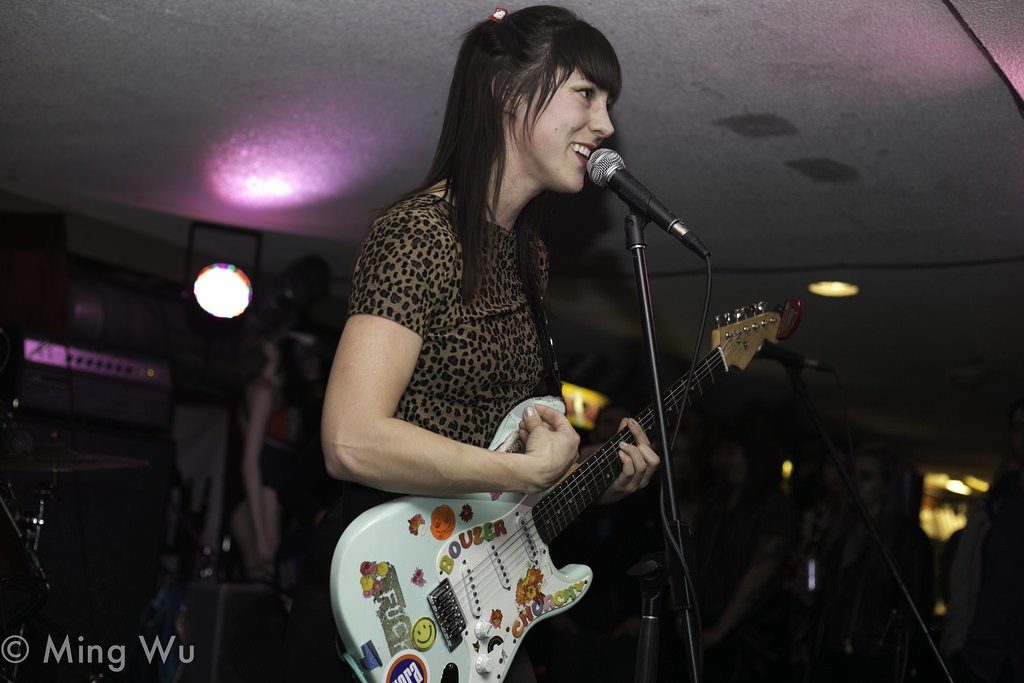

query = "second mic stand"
[[623, 213, 702, 683], [785, 366, 954, 683]]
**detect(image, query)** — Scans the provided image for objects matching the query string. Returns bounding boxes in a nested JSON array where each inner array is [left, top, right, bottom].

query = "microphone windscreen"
[[586, 148, 624, 187]]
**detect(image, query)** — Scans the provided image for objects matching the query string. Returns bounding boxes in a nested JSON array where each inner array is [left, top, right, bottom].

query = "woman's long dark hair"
[[394, 5, 621, 308]]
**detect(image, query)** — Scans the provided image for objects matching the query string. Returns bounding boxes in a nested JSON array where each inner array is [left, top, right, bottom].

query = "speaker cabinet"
[[181, 582, 287, 683]]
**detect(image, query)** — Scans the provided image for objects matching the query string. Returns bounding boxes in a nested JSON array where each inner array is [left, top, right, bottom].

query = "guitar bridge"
[[427, 578, 466, 652]]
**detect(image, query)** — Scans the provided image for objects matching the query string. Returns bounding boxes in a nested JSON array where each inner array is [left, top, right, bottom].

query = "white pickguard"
[[329, 396, 592, 683]]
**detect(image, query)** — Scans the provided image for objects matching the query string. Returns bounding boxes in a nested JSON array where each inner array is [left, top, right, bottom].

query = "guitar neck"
[[531, 347, 728, 544]]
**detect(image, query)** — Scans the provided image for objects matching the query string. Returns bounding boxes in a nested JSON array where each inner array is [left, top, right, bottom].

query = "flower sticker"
[[490, 491, 502, 501], [460, 504, 473, 523], [411, 568, 426, 588], [358, 560, 394, 599], [408, 513, 425, 536], [515, 566, 546, 607], [490, 609, 503, 628], [490, 7, 508, 22]]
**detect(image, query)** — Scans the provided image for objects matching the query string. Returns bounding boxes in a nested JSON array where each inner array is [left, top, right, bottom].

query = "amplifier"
[[1, 330, 173, 430]]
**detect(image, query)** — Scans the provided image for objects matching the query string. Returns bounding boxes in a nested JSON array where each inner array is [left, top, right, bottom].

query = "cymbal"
[[0, 449, 148, 473]]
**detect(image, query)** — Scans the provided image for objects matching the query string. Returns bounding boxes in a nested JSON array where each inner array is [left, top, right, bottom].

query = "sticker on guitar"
[[437, 518, 509, 575], [385, 651, 428, 683], [359, 561, 414, 656]]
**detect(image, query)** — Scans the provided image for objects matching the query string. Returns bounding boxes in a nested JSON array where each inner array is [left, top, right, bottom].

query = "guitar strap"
[[529, 296, 563, 398]]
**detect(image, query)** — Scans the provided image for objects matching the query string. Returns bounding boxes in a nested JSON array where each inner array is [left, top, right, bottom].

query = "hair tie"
[[489, 7, 508, 22]]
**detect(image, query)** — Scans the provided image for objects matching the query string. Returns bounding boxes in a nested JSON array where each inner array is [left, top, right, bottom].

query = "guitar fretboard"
[[531, 347, 727, 544]]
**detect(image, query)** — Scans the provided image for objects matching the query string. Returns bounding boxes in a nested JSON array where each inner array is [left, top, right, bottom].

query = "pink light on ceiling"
[[206, 110, 379, 210]]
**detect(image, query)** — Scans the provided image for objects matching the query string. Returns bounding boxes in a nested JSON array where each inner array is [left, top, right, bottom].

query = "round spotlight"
[[808, 281, 859, 297], [193, 263, 253, 318]]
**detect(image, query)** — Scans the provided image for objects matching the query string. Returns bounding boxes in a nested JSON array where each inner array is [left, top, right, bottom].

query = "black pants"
[[284, 497, 536, 683], [285, 498, 353, 682]]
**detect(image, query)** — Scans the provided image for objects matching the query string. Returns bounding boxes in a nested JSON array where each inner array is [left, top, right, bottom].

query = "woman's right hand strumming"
[[515, 403, 581, 493]]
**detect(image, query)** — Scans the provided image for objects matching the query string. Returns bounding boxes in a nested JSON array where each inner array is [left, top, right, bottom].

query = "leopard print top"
[[347, 193, 548, 449]]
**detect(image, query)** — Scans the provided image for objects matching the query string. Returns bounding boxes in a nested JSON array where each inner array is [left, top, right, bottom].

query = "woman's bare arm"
[[321, 314, 580, 495]]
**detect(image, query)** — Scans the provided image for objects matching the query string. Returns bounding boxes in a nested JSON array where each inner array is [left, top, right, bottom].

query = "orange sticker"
[[430, 505, 456, 541]]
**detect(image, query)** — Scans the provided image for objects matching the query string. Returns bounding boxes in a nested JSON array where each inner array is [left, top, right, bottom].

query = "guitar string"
[[458, 345, 731, 608], [447, 338, 740, 610], [448, 339, 736, 606], [447, 343, 731, 608], [542, 345, 727, 531], [452, 348, 733, 614]]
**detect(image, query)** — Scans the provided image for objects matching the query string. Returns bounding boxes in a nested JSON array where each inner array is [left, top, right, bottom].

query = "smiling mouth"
[[570, 143, 593, 160]]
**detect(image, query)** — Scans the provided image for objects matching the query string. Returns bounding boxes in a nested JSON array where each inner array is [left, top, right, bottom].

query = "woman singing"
[[286, 7, 659, 681]]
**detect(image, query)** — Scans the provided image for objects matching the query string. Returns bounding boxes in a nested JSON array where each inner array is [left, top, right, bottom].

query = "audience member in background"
[[787, 447, 851, 676], [944, 398, 1024, 683], [811, 445, 933, 683], [695, 426, 794, 683], [231, 340, 289, 581], [231, 335, 332, 585], [274, 334, 343, 601]]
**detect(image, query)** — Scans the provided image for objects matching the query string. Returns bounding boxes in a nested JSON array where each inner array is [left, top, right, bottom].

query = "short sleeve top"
[[347, 194, 548, 449]]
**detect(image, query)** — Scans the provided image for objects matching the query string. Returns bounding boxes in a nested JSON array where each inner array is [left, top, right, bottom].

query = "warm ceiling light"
[[781, 460, 793, 480], [193, 263, 253, 319], [808, 281, 859, 297], [964, 475, 989, 492], [945, 479, 972, 496]]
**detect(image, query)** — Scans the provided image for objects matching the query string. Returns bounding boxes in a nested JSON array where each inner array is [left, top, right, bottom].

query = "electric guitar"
[[329, 300, 800, 683]]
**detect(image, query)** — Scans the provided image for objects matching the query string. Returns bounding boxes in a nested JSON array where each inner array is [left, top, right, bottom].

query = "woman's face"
[[508, 69, 615, 195]]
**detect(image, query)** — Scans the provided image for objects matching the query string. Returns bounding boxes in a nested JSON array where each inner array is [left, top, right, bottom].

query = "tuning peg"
[[714, 314, 724, 327], [756, 301, 767, 314], [734, 308, 746, 321]]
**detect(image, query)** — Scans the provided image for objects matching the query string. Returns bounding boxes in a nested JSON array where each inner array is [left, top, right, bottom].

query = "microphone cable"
[[663, 253, 713, 677]]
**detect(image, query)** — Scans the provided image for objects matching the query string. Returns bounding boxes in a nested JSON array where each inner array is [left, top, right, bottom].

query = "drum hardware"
[[0, 448, 148, 473], [0, 479, 49, 683], [0, 479, 48, 632], [0, 398, 152, 681]]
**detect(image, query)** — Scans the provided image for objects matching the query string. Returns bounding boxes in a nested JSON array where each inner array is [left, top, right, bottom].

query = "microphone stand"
[[784, 366, 955, 683], [622, 213, 702, 683]]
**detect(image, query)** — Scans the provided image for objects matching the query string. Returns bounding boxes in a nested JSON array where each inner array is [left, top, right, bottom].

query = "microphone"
[[757, 342, 835, 373], [587, 148, 710, 259]]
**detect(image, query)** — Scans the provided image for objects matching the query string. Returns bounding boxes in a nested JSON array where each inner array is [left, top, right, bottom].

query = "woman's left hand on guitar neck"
[[594, 418, 660, 504]]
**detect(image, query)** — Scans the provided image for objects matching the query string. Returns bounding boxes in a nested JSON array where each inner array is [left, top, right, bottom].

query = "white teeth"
[[571, 143, 592, 158]]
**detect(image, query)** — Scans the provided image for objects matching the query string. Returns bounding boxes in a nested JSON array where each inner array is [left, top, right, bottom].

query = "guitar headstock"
[[710, 299, 802, 370]]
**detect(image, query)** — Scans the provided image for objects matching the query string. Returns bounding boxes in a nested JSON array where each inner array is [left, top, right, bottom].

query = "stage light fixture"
[[183, 221, 262, 336], [193, 263, 253, 318]]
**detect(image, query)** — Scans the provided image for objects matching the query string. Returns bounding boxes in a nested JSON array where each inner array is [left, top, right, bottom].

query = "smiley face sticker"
[[430, 505, 456, 541], [412, 617, 437, 652]]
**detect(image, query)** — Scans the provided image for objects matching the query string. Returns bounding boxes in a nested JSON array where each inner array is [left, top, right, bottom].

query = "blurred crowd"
[[526, 397, 1024, 683]]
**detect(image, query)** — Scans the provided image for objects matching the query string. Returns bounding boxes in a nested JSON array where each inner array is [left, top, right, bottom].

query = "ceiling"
[[2, 0, 1022, 476]]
